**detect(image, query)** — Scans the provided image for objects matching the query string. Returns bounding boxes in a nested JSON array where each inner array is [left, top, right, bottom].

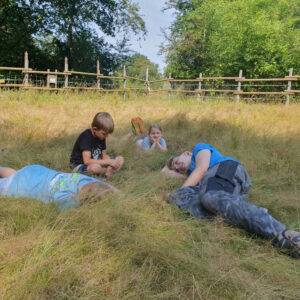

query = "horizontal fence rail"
[[0, 52, 299, 105]]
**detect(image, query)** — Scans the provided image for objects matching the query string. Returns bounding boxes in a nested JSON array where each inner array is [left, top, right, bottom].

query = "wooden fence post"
[[23, 51, 29, 86], [197, 73, 202, 101], [168, 73, 172, 98], [64, 57, 68, 88], [236, 69, 243, 102], [46, 69, 50, 89], [123, 64, 127, 99], [146, 67, 150, 94], [55, 69, 58, 89], [286, 68, 293, 106], [97, 60, 100, 89]]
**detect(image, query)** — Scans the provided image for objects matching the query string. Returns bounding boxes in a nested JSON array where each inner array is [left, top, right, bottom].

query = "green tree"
[[122, 54, 161, 80], [162, 0, 300, 78], [0, 0, 46, 68], [114, 54, 161, 88], [0, 0, 146, 73], [34, 0, 146, 70]]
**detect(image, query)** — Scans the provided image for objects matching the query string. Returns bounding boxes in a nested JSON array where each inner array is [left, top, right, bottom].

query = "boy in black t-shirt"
[[70, 112, 124, 177]]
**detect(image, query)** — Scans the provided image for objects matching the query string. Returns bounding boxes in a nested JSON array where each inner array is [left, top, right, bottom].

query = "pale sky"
[[127, 1, 174, 72]]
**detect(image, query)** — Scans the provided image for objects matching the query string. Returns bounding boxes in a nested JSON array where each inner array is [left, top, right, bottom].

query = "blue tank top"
[[188, 143, 240, 174], [0, 165, 100, 210]]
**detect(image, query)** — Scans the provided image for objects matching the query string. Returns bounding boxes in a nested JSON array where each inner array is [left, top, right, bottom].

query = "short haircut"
[[167, 154, 180, 170], [148, 123, 162, 134], [92, 112, 114, 133]]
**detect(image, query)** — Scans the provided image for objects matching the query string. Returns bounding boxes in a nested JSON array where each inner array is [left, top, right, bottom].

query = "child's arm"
[[161, 166, 187, 178], [150, 142, 158, 150], [155, 139, 167, 151], [82, 150, 123, 171], [182, 150, 210, 187], [0, 167, 17, 178], [149, 137, 167, 151], [82, 150, 112, 166], [101, 150, 123, 171], [101, 150, 110, 160]]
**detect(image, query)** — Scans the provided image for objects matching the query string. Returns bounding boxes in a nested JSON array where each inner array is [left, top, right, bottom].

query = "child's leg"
[[86, 164, 107, 176], [114, 156, 125, 171], [104, 157, 124, 178], [104, 166, 114, 178], [0, 167, 17, 178]]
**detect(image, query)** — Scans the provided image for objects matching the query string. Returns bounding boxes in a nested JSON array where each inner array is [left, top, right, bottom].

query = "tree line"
[[161, 0, 300, 78], [0, 0, 161, 79], [2, 0, 300, 79]]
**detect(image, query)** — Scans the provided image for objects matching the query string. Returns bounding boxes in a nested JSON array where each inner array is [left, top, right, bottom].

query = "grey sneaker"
[[276, 230, 300, 258]]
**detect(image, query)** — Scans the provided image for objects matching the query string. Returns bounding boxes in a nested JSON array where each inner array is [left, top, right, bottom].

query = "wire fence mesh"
[[1, 67, 299, 103]]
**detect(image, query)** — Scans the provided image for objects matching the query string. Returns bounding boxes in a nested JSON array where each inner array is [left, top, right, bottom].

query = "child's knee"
[[87, 164, 103, 175]]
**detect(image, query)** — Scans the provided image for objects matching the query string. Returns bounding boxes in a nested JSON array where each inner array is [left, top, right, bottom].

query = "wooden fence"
[[0, 52, 299, 105]]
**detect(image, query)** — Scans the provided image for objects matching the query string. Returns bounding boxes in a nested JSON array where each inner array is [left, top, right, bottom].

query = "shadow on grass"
[[1, 113, 299, 225], [1, 112, 300, 299]]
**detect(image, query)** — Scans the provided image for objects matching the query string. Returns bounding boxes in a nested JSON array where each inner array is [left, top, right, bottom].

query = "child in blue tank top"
[[162, 142, 300, 258], [0, 165, 116, 211]]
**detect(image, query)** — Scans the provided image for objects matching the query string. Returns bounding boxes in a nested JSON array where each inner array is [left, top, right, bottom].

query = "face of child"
[[92, 128, 109, 140], [149, 128, 162, 142], [172, 151, 192, 173]]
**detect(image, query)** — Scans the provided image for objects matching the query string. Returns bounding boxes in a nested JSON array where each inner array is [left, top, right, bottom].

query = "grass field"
[[0, 90, 300, 299]]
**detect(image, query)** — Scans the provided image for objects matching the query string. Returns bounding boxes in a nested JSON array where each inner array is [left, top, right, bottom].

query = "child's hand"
[[152, 137, 160, 144], [150, 136, 156, 143], [109, 159, 120, 169], [109, 156, 124, 170]]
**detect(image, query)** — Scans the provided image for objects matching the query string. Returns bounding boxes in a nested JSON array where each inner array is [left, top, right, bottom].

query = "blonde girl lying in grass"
[[136, 123, 167, 151], [125, 118, 167, 151]]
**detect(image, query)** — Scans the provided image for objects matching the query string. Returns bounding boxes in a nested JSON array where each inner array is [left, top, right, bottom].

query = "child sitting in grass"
[[70, 112, 124, 178], [0, 165, 117, 211], [135, 123, 167, 151]]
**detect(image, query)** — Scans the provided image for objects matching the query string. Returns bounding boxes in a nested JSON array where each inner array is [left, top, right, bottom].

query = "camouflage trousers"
[[169, 162, 286, 239]]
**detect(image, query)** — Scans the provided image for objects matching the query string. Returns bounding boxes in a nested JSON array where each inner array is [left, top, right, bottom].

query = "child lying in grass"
[[0, 165, 117, 210], [162, 143, 300, 258], [136, 123, 167, 151], [126, 118, 167, 151]]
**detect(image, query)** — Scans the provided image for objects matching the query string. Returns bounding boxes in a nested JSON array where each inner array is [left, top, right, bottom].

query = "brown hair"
[[92, 112, 114, 133], [148, 123, 162, 135], [167, 155, 180, 170]]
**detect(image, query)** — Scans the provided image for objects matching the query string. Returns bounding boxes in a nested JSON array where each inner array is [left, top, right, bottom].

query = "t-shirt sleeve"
[[160, 138, 167, 147], [78, 131, 93, 151]]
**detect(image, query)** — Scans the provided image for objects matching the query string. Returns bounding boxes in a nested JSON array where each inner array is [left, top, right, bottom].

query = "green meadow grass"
[[0, 90, 300, 299]]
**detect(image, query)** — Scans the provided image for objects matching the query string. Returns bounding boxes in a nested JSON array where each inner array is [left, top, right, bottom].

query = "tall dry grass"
[[0, 90, 300, 299]]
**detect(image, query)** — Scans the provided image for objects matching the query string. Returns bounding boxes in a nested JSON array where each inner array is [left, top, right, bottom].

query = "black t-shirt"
[[70, 129, 106, 165]]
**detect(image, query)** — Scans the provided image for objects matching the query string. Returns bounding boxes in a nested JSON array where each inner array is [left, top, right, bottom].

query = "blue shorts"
[[70, 158, 116, 174], [71, 164, 88, 174]]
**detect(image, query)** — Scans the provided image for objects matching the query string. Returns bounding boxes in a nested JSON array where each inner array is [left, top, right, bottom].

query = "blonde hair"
[[92, 112, 114, 133], [78, 181, 116, 205], [148, 123, 162, 135]]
